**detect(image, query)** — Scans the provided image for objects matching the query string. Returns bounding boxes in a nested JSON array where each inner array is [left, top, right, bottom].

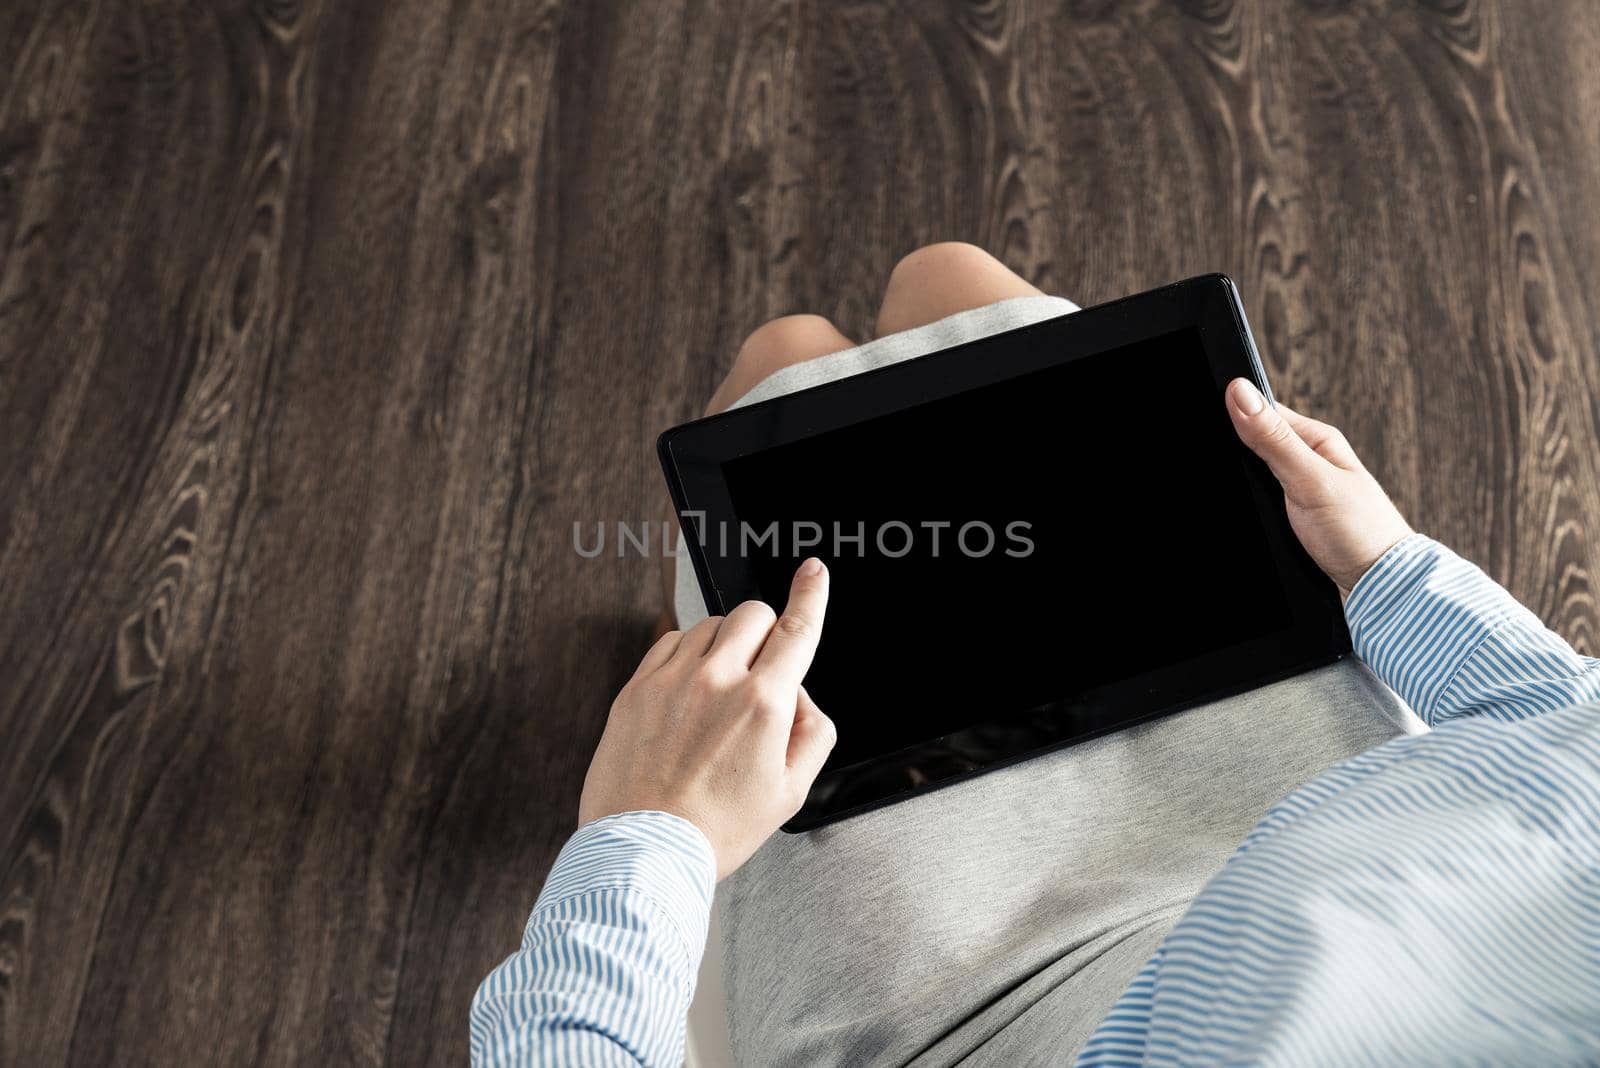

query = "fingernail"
[[1230, 378, 1265, 415], [797, 557, 825, 578]]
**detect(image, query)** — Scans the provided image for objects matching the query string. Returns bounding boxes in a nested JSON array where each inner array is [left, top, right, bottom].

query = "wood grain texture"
[[2, 1, 1598, 1063]]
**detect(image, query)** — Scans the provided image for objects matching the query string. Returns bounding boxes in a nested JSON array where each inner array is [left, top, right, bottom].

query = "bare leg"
[[873, 241, 1041, 337]]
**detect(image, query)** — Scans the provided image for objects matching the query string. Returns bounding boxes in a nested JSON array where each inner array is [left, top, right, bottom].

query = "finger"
[[752, 558, 829, 688], [1225, 379, 1334, 499], [786, 686, 837, 782], [675, 614, 724, 659], [707, 598, 779, 668], [632, 629, 683, 678], [1274, 403, 1362, 471]]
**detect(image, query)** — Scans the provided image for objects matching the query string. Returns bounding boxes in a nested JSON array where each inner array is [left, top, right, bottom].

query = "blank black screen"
[[721, 327, 1291, 771]]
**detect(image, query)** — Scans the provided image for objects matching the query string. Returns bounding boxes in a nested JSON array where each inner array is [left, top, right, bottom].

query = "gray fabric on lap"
[[672, 295, 1411, 1066]]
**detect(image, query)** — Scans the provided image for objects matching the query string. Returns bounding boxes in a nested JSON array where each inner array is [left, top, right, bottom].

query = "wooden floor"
[[4, 1, 1599, 1063]]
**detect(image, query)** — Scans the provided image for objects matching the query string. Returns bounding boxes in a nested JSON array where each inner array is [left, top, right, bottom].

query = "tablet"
[[658, 274, 1348, 831]]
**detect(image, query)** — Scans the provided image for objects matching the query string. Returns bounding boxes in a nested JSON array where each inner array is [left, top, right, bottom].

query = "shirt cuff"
[[530, 810, 717, 970], [1343, 532, 1438, 625], [1343, 533, 1528, 723]]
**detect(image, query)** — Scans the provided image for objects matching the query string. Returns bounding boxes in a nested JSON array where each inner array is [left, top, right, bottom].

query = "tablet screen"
[[721, 326, 1292, 770]]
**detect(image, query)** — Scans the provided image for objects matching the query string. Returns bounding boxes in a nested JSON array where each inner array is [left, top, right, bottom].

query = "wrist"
[[544, 809, 717, 914], [1337, 524, 1415, 600]]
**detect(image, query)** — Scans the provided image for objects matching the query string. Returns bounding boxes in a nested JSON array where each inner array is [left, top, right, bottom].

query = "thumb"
[[1225, 378, 1330, 498], [786, 686, 837, 787]]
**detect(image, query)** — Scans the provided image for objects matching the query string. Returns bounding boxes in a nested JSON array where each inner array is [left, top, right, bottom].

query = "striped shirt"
[[471, 535, 1600, 1066]]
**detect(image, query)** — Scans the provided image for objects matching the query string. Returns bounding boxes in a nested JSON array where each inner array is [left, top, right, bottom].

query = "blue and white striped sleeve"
[[1345, 533, 1600, 725], [469, 810, 717, 1068]]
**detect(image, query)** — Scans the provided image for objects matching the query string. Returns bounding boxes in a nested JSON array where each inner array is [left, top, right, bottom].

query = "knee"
[[882, 242, 1005, 301], [875, 242, 1014, 336], [732, 314, 843, 380], [707, 314, 849, 415]]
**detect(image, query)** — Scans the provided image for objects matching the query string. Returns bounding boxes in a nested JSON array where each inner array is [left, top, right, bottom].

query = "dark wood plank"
[[2, 1, 1598, 1064]]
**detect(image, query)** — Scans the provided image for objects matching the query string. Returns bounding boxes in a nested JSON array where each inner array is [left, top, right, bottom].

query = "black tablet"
[[658, 274, 1348, 831]]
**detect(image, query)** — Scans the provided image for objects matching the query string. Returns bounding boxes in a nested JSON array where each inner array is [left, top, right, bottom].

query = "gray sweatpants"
[[672, 296, 1415, 1066]]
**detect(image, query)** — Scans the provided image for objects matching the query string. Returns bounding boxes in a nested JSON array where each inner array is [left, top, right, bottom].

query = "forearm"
[[1345, 534, 1600, 724], [470, 811, 716, 1068]]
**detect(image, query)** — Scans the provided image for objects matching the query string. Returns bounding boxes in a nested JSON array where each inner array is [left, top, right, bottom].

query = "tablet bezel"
[[658, 274, 1349, 831]]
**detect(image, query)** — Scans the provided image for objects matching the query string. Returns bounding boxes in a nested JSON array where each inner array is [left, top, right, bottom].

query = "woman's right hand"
[[578, 559, 836, 880], [1225, 378, 1413, 598]]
